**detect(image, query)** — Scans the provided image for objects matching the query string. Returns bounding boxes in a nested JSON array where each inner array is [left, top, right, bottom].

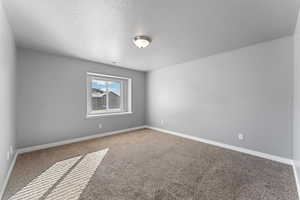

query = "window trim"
[[86, 72, 132, 118]]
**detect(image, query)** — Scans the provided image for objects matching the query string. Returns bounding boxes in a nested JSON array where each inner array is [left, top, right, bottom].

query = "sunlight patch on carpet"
[[8, 149, 109, 200], [45, 149, 108, 200]]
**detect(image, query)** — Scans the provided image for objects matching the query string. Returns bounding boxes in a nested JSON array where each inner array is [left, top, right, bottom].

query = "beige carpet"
[[3, 129, 299, 200]]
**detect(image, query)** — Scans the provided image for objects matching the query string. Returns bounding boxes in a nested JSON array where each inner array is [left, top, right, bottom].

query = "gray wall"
[[0, 1, 16, 196], [294, 9, 300, 186], [16, 48, 145, 148], [147, 36, 293, 158]]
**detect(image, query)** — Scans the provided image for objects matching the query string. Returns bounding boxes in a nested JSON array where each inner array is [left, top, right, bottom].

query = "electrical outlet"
[[9, 145, 13, 155], [160, 120, 164, 125], [98, 123, 102, 129], [6, 151, 10, 161], [238, 133, 244, 140]]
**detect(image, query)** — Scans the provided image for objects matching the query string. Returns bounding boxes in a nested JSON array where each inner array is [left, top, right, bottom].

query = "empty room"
[[1, 0, 300, 199]]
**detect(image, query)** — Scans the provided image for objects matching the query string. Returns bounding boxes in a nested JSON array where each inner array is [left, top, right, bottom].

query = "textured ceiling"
[[3, 0, 300, 71]]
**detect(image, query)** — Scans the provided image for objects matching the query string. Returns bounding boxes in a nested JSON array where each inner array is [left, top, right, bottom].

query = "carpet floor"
[[3, 128, 299, 200]]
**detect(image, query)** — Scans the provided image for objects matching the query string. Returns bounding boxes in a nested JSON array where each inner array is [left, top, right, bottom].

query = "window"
[[87, 72, 132, 117]]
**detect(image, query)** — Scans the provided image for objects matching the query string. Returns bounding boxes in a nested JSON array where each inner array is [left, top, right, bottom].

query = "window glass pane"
[[107, 81, 121, 109], [91, 79, 107, 111], [87, 73, 130, 117]]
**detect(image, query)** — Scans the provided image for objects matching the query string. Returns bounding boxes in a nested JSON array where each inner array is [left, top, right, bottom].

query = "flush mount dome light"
[[133, 36, 152, 48]]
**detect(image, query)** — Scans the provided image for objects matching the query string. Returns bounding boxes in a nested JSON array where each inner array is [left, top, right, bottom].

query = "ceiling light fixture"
[[133, 35, 152, 48]]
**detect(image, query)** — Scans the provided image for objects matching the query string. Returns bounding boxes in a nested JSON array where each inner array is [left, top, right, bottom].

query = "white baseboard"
[[293, 161, 300, 200], [145, 126, 292, 165], [0, 152, 18, 200], [17, 126, 146, 154]]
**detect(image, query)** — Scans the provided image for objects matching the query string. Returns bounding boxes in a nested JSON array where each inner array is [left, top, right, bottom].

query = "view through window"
[[87, 73, 131, 117]]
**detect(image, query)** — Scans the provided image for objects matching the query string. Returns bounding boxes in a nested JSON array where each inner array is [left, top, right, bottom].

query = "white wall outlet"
[[6, 151, 10, 161], [9, 145, 13, 155], [160, 120, 164, 125], [238, 133, 244, 140], [98, 123, 102, 129]]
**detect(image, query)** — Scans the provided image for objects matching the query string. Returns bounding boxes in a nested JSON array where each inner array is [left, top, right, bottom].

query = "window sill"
[[86, 112, 133, 118]]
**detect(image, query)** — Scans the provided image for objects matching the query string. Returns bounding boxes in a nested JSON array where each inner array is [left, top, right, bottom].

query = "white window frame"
[[86, 72, 132, 118]]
